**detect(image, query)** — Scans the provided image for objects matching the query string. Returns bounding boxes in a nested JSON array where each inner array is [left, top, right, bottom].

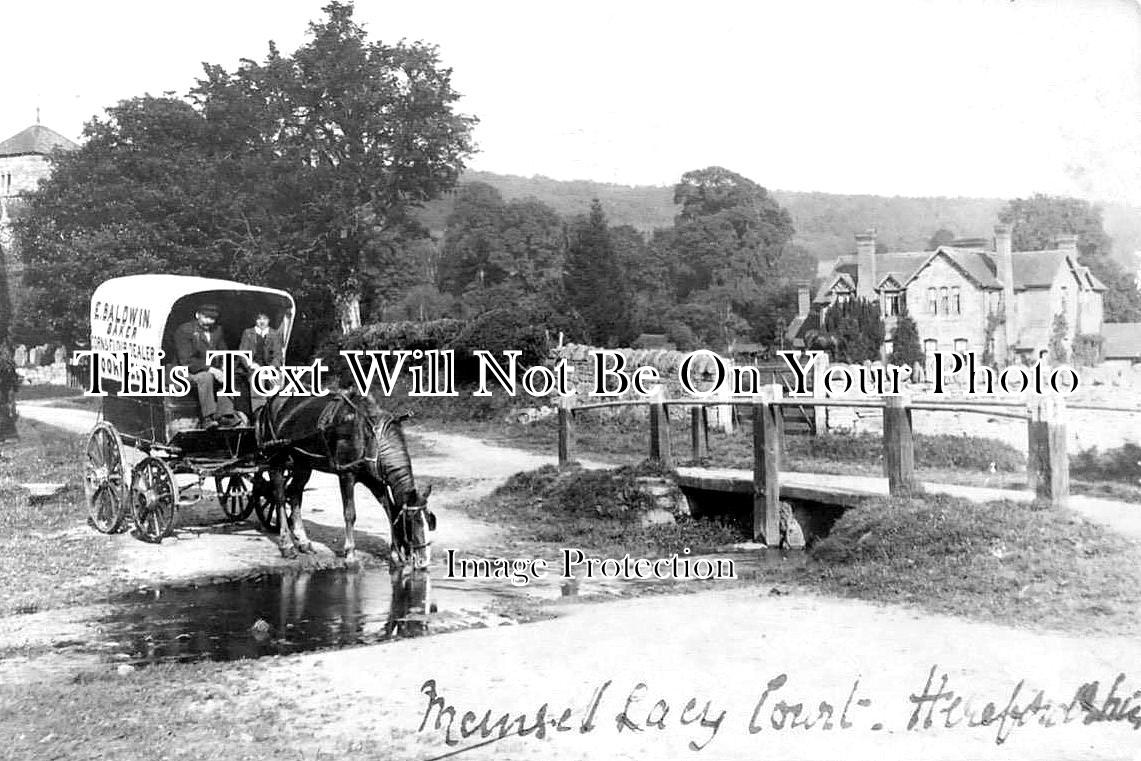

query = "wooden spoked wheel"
[[215, 474, 255, 521], [84, 422, 129, 534], [130, 456, 178, 542], [252, 469, 292, 534]]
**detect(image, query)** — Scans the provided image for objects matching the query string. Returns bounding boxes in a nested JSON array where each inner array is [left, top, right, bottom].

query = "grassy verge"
[[470, 462, 746, 558], [0, 420, 120, 615], [479, 464, 1141, 635], [10, 383, 84, 401], [811, 493, 1141, 631]]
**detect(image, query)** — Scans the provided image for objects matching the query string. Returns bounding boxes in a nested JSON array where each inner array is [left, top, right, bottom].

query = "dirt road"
[[12, 401, 1141, 760]]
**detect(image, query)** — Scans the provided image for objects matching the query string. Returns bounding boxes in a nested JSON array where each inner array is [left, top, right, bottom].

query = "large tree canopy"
[[13, 1, 475, 349], [998, 194, 1141, 323], [437, 182, 566, 314], [658, 166, 803, 349]]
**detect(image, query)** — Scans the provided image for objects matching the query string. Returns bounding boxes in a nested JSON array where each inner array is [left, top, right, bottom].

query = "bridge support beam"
[[1027, 397, 1068, 507], [883, 394, 918, 497], [690, 406, 708, 461], [649, 397, 673, 468], [752, 400, 782, 546], [558, 396, 574, 468]]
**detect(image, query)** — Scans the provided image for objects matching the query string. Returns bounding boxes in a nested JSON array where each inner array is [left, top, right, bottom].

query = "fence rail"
[[557, 391, 1078, 548]]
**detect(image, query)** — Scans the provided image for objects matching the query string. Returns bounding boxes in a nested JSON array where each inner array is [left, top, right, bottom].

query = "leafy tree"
[[563, 200, 633, 346], [662, 167, 799, 347], [0, 243, 10, 342], [13, 3, 475, 352], [438, 182, 566, 313], [1048, 312, 1070, 363], [821, 298, 884, 363], [998, 194, 1141, 322], [927, 228, 956, 250], [888, 304, 924, 367]]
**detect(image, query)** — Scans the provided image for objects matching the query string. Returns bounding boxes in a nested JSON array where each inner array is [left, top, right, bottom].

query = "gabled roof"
[[1103, 323, 1141, 359], [1010, 250, 1081, 290], [1078, 265, 1108, 292], [904, 246, 1002, 289], [0, 125, 77, 157], [813, 271, 855, 303]]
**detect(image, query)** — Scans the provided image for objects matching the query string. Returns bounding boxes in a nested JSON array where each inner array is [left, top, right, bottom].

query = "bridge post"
[[690, 406, 708, 461], [752, 400, 782, 546], [812, 352, 828, 436], [558, 395, 574, 468], [883, 394, 918, 497], [1027, 396, 1068, 506], [649, 388, 673, 468]]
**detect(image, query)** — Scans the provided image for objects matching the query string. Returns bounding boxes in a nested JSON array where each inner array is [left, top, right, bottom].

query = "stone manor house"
[[794, 226, 1106, 365]]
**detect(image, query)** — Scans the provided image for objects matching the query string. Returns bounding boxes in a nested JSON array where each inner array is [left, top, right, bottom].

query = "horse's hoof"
[[343, 550, 359, 566], [297, 541, 315, 555]]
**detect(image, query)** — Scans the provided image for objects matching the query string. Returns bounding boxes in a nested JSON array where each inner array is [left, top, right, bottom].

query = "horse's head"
[[392, 482, 433, 570], [364, 404, 435, 570]]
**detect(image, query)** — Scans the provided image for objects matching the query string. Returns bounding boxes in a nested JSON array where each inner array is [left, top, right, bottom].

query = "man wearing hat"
[[174, 302, 235, 429]]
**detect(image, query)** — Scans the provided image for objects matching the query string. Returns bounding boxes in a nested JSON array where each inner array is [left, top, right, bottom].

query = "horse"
[[254, 389, 434, 568]]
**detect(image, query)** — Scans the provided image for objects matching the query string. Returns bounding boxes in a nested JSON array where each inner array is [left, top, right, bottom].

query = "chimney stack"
[[995, 224, 1016, 359], [797, 285, 811, 318], [1054, 234, 1078, 256], [856, 229, 877, 301]]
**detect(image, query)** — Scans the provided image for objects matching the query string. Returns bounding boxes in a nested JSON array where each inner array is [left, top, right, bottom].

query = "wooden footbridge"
[[556, 387, 1084, 547]]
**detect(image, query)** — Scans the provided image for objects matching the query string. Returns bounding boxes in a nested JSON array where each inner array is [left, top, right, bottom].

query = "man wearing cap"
[[174, 303, 235, 429]]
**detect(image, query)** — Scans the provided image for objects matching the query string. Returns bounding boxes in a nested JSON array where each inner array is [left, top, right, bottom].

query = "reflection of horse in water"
[[386, 569, 431, 640], [252, 569, 432, 649], [256, 390, 434, 567]]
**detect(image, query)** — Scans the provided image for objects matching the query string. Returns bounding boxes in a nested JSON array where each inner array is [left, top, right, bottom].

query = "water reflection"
[[100, 568, 433, 666]]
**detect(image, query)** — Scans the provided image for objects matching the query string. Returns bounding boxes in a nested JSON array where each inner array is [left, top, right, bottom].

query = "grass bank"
[[0, 420, 120, 615], [481, 463, 1141, 635]]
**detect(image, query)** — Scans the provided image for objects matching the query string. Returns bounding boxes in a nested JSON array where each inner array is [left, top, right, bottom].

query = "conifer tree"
[[563, 199, 632, 346]]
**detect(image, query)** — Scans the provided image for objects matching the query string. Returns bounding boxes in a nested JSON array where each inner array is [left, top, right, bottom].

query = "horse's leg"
[[270, 468, 296, 559], [289, 467, 314, 554], [339, 472, 360, 565], [360, 474, 402, 569]]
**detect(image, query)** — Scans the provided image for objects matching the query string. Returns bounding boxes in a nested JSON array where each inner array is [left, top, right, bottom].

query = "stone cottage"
[[800, 225, 1106, 364]]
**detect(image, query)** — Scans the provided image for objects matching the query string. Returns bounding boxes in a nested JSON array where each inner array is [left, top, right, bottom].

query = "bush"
[[786, 431, 1023, 472], [1071, 443, 1141, 485], [450, 307, 550, 384], [1072, 334, 1103, 367]]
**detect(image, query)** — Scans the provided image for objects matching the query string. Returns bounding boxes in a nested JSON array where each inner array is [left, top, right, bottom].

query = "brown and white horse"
[[256, 390, 434, 568]]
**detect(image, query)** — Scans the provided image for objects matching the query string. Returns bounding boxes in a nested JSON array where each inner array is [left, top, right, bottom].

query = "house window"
[[928, 287, 937, 314], [884, 291, 902, 317], [1060, 285, 1068, 311], [951, 287, 961, 315], [954, 338, 968, 356], [940, 287, 949, 315]]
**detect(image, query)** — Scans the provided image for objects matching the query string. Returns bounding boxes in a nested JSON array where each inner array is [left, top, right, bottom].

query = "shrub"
[[450, 307, 550, 384], [1071, 443, 1141, 485]]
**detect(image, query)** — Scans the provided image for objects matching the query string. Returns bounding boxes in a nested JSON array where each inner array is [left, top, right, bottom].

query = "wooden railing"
[[557, 388, 1117, 546]]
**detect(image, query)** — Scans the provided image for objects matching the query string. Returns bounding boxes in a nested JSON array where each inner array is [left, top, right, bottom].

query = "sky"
[[2, 0, 1140, 204]]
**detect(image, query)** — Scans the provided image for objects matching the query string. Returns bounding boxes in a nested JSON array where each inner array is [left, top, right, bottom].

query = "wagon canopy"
[[90, 275, 296, 379]]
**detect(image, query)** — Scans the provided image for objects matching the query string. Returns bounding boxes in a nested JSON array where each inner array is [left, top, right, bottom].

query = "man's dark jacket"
[[238, 328, 284, 367], [173, 321, 227, 374]]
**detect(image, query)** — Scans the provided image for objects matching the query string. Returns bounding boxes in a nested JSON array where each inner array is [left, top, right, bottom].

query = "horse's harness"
[[258, 391, 379, 473]]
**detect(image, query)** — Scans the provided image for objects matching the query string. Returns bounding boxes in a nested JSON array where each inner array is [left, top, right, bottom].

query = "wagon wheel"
[[252, 469, 293, 534], [215, 474, 255, 521], [84, 422, 129, 533], [130, 456, 178, 542]]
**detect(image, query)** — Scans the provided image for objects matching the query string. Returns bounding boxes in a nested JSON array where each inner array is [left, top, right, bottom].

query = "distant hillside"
[[419, 171, 1141, 264]]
